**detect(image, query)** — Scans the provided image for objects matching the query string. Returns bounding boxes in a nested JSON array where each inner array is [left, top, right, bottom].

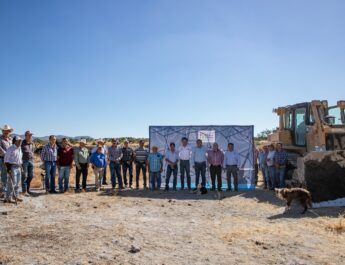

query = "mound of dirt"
[[304, 151, 345, 202]]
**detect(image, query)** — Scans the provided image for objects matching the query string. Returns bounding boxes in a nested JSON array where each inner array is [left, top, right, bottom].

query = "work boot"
[[4, 198, 13, 203], [15, 196, 23, 202]]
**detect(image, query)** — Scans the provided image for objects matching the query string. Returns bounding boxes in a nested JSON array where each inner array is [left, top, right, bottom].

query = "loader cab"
[[326, 105, 345, 126], [282, 103, 314, 147]]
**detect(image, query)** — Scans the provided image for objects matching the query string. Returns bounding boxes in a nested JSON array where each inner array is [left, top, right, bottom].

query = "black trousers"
[[210, 165, 222, 191], [122, 162, 133, 186], [76, 163, 88, 190], [135, 162, 147, 188]]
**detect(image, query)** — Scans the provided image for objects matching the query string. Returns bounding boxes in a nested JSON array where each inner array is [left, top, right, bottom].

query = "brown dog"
[[275, 188, 312, 214]]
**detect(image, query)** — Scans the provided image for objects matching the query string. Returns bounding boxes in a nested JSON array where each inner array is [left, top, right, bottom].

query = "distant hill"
[[12, 134, 93, 141]]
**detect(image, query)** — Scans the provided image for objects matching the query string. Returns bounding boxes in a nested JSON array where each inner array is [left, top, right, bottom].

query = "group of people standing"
[[0, 125, 35, 203], [0, 123, 287, 204], [258, 143, 288, 190]]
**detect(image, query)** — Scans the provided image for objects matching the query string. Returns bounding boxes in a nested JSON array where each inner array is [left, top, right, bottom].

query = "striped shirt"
[[108, 146, 123, 162], [121, 147, 133, 162], [41, 143, 58, 162], [134, 147, 148, 163], [0, 135, 12, 157], [4, 144, 22, 165]]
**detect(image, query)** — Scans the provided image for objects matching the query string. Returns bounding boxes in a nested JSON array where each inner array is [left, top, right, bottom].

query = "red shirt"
[[58, 146, 74, 167]]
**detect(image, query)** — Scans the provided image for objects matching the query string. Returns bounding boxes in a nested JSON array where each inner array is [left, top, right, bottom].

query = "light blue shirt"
[[192, 146, 208, 163], [165, 149, 179, 163], [223, 150, 240, 167], [148, 152, 163, 172], [4, 144, 22, 165]]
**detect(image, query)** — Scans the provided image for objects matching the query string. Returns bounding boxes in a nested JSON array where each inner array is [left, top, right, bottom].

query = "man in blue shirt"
[[258, 145, 269, 189], [192, 139, 208, 188], [223, 143, 240, 191], [147, 146, 163, 191], [90, 145, 106, 192], [274, 143, 288, 188]]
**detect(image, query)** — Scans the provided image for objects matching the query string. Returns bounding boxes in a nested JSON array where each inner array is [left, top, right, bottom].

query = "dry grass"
[[325, 214, 345, 234]]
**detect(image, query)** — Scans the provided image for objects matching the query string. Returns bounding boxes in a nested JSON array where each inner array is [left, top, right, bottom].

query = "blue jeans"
[[150, 171, 161, 190], [5, 165, 21, 199], [0, 157, 7, 191], [165, 165, 178, 190], [44, 161, 57, 192], [268, 166, 276, 189], [58, 166, 70, 192], [110, 161, 123, 188], [180, 160, 191, 189], [260, 164, 269, 188], [195, 161, 206, 187], [22, 160, 34, 193], [276, 166, 286, 188]]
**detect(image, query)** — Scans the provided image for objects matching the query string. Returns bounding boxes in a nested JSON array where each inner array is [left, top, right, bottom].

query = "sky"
[[0, 0, 344, 138]]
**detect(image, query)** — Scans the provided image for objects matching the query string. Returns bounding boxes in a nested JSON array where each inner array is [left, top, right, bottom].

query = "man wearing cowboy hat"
[[21, 130, 35, 196], [4, 135, 23, 203], [147, 145, 163, 191], [91, 139, 108, 185], [0, 124, 13, 196], [74, 139, 90, 192]]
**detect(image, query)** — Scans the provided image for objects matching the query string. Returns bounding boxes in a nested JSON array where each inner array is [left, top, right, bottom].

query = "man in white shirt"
[[178, 137, 192, 190], [192, 139, 208, 188], [165, 142, 179, 191], [4, 136, 23, 203], [223, 143, 240, 191]]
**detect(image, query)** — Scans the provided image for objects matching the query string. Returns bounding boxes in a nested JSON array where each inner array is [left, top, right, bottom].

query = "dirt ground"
[[1, 181, 345, 265]]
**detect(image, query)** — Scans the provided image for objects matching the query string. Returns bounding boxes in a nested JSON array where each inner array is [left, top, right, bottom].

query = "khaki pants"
[[93, 167, 104, 190]]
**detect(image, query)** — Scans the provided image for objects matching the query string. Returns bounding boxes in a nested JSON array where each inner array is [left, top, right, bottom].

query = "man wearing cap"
[[147, 146, 163, 191], [74, 139, 90, 192], [92, 139, 108, 185], [108, 139, 123, 189], [90, 145, 106, 191], [121, 140, 134, 188], [21, 131, 35, 196], [178, 137, 192, 190], [40, 135, 58, 193], [134, 140, 148, 189], [0, 125, 13, 196], [4, 136, 23, 203], [57, 138, 74, 193]]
